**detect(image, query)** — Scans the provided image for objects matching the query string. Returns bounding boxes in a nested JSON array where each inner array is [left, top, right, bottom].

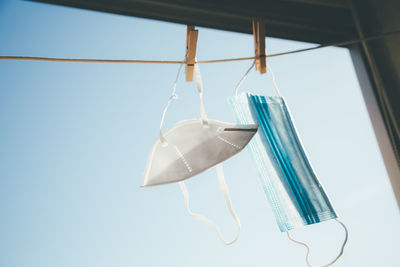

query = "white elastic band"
[[178, 163, 241, 245], [234, 61, 255, 96], [267, 64, 282, 97], [194, 63, 209, 125], [159, 61, 208, 144], [159, 62, 184, 144], [286, 218, 348, 267], [234, 60, 282, 97]]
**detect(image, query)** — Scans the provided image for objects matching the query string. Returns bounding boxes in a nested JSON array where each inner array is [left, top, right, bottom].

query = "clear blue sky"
[[1, 1, 399, 267]]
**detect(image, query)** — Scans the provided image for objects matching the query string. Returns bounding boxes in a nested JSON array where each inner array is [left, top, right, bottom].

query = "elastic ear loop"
[[194, 63, 209, 125], [159, 61, 209, 145], [286, 219, 348, 267], [178, 163, 241, 245], [234, 61, 282, 97], [159, 62, 184, 144]]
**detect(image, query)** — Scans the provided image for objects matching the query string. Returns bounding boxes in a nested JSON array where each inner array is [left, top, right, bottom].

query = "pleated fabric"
[[229, 92, 337, 232]]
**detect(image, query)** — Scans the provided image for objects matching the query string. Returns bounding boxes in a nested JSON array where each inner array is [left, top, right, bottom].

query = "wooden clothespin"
[[252, 20, 267, 74], [185, 25, 199, 82]]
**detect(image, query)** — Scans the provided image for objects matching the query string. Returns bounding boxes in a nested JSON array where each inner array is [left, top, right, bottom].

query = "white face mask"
[[142, 119, 257, 187], [142, 64, 258, 245]]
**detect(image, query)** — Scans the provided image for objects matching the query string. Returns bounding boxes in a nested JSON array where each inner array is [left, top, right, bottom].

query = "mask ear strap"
[[234, 61, 255, 96], [286, 218, 348, 267], [233, 61, 282, 97], [194, 63, 209, 125], [159, 62, 208, 144], [267, 64, 282, 97], [159, 63, 184, 144], [178, 163, 241, 245]]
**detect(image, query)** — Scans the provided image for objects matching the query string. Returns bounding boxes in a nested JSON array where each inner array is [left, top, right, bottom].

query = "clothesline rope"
[[0, 30, 399, 64]]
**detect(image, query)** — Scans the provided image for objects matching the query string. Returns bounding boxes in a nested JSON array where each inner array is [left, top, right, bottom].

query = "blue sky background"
[[1, 0, 399, 267]]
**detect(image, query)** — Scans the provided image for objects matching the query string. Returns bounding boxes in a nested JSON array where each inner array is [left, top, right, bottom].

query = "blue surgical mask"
[[228, 62, 348, 267]]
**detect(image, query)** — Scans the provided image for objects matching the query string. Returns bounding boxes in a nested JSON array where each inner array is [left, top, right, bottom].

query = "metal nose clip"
[[223, 127, 258, 132]]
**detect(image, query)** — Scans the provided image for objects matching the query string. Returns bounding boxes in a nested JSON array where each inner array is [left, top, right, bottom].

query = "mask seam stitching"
[[217, 136, 241, 149], [174, 146, 193, 172]]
